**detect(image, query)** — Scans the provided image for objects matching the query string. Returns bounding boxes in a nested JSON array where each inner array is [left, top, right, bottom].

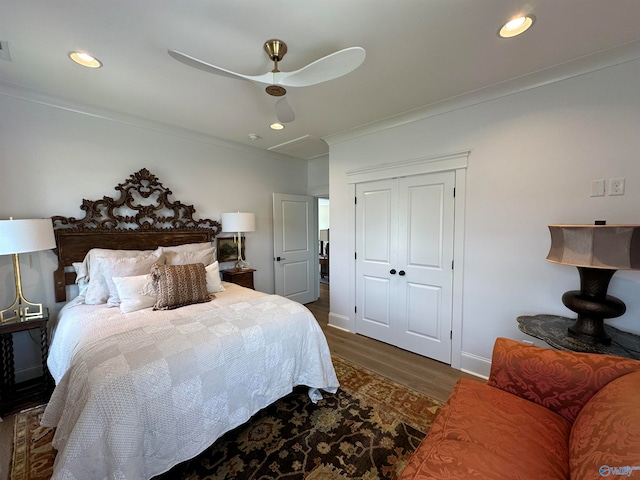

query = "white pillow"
[[83, 248, 157, 304], [112, 274, 157, 313], [72, 261, 89, 296], [95, 251, 164, 306], [163, 247, 215, 266], [160, 242, 214, 254], [205, 261, 225, 293]]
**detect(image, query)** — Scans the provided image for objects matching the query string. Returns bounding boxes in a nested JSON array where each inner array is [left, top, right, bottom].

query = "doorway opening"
[[318, 198, 329, 284]]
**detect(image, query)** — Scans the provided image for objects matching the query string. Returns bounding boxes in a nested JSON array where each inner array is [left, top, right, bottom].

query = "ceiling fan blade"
[[275, 96, 295, 123], [279, 46, 366, 88], [168, 49, 274, 85]]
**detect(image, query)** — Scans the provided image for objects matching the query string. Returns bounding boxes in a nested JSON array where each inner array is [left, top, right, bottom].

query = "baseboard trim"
[[328, 312, 353, 331], [459, 351, 491, 379]]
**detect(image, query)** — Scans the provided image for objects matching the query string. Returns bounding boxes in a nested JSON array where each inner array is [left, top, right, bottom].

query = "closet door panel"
[[406, 282, 441, 339], [356, 180, 397, 343], [396, 172, 455, 363]]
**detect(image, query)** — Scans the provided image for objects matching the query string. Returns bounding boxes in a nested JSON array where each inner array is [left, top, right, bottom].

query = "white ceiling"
[[2, 0, 640, 159]]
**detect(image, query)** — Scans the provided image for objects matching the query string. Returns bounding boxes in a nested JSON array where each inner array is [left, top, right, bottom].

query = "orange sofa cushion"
[[487, 338, 640, 423], [400, 378, 571, 480], [569, 371, 640, 480]]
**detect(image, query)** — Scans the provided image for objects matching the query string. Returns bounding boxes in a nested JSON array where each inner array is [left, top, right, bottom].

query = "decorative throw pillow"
[[112, 274, 157, 313], [151, 263, 211, 310]]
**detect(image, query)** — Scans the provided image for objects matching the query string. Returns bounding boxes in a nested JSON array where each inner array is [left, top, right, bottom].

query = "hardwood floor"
[[307, 282, 481, 403]]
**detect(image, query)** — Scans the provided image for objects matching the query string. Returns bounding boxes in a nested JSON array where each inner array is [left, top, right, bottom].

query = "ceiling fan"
[[168, 40, 366, 124]]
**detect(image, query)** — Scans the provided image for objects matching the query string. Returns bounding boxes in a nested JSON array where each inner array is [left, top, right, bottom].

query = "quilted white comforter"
[[42, 284, 339, 480]]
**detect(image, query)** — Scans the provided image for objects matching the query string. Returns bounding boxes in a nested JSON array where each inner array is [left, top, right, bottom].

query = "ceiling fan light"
[[68, 51, 102, 68], [499, 15, 535, 38], [270, 122, 285, 130], [266, 85, 287, 97]]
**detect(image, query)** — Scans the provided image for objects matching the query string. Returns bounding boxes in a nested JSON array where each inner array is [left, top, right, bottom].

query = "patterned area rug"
[[11, 355, 443, 480]]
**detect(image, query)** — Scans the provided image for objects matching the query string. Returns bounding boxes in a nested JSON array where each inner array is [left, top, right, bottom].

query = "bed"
[[41, 169, 339, 480]]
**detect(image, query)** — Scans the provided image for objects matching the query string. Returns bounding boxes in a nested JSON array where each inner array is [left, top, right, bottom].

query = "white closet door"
[[355, 171, 455, 364], [395, 172, 455, 363], [355, 179, 398, 342]]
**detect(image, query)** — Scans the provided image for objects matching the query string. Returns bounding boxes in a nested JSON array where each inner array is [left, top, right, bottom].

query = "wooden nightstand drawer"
[[221, 268, 256, 290]]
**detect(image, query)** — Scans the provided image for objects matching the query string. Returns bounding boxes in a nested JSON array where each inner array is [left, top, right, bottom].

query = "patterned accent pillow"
[[151, 263, 211, 310], [569, 371, 640, 480]]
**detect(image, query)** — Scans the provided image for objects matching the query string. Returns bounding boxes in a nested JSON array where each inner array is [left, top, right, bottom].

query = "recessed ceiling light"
[[270, 122, 285, 130], [499, 15, 535, 38], [68, 51, 102, 68]]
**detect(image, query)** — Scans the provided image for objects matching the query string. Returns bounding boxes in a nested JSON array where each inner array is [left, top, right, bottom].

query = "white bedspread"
[[42, 284, 339, 480]]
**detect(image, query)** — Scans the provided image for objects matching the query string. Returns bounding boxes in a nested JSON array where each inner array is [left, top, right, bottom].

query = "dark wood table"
[[221, 268, 256, 290], [0, 313, 53, 415], [517, 314, 640, 360]]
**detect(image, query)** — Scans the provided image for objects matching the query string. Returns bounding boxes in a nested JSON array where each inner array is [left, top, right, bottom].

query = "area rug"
[[11, 355, 443, 480]]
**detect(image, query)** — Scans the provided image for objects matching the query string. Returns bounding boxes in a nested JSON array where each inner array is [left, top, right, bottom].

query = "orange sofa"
[[400, 337, 640, 480]]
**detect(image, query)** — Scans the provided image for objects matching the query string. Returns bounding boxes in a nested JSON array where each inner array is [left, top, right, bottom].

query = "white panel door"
[[355, 179, 397, 341], [394, 172, 455, 363], [355, 171, 455, 363], [273, 193, 318, 304]]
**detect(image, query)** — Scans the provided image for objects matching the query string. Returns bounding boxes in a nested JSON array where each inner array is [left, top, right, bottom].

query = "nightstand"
[[0, 313, 53, 415], [221, 268, 256, 290]]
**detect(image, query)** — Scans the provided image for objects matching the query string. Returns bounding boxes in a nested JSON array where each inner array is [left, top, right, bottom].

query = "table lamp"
[[546, 223, 640, 345], [221, 212, 256, 270], [0, 218, 56, 322]]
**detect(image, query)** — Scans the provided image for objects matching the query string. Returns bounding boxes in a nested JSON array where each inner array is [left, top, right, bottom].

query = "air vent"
[[268, 135, 328, 159], [0, 41, 10, 61]]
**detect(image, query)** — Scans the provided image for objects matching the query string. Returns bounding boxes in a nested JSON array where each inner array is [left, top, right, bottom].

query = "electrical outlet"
[[609, 178, 625, 196]]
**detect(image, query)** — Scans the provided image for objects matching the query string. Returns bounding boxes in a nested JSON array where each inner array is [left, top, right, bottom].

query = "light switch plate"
[[590, 179, 605, 197]]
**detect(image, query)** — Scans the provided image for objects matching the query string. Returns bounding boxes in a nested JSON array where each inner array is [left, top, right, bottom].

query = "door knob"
[[276, 257, 286, 261], [390, 269, 397, 274], [399, 270, 406, 276]]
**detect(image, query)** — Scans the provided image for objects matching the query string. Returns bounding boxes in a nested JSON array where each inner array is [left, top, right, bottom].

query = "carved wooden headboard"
[[52, 168, 221, 302]]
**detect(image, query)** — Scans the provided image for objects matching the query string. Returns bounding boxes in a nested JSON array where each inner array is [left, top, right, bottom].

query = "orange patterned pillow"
[[151, 263, 211, 310], [569, 371, 640, 480]]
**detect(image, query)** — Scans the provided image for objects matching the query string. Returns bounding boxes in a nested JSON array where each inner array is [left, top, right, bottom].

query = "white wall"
[[327, 52, 640, 377], [0, 88, 307, 380], [308, 154, 329, 197]]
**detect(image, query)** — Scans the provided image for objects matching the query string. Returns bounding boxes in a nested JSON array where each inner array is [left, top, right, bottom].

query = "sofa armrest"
[[486, 337, 640, 423]]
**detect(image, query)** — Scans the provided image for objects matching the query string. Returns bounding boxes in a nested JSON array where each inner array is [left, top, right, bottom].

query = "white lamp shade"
[[0, 218, 56, 255], [320, 229, 330, 242], [221, 212, 256, 233]]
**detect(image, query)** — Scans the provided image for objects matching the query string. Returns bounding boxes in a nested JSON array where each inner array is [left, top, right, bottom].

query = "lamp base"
[[567, 316, 612, 345], [561, 267, 626, 346], [1, 253, 47, 323], [234, 258, 251, 271], [1, 302, 47, 324]]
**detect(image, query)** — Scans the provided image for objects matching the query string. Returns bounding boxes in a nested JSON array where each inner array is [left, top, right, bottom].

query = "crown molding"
[[324, 40, 640, 147], [0, 79, 292, 161]]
